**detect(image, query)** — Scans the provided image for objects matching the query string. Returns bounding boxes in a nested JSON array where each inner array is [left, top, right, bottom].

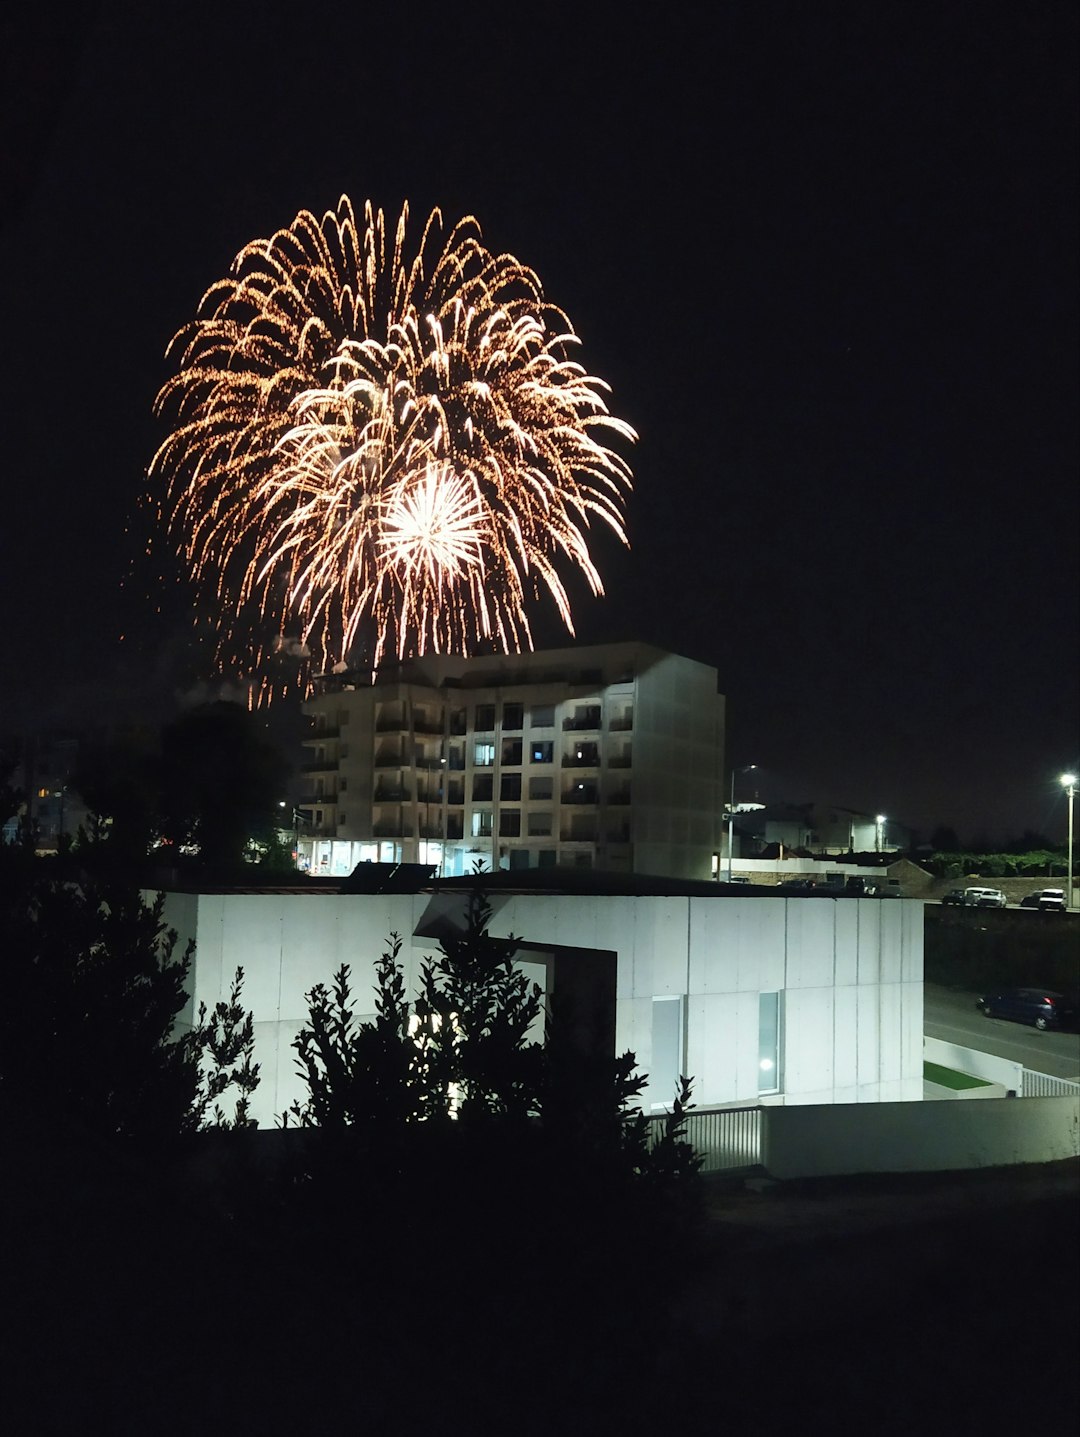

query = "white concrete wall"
[[157, 889, 924, 1128], [763, 1096, 1080, 1177], [923, 1035, 1024, 1093]]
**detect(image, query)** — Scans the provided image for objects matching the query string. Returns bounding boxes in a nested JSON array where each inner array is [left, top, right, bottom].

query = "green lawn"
[[923, 1060, 992, 1090]]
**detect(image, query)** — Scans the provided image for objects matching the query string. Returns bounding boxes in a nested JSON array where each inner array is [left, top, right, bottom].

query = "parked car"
[[1020, 888, 1066, 912], [978, 987, 1078, 1031], [941, 888, 967, 906], [963, 886, 1008, 908]]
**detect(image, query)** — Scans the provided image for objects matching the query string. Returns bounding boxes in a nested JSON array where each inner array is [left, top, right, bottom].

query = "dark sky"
[[1, 1, 1076, 843]]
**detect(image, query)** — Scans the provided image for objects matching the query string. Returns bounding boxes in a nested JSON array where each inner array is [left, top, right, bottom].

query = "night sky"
[[1, 2, 1076, 844]]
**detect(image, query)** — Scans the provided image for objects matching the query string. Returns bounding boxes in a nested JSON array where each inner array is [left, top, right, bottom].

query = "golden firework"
[[150, 198, 635, 692]]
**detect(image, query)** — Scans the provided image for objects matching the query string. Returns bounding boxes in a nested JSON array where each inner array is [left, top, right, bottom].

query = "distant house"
[[158, 870, 923, 1129], [0, 732, 87, 852], [736, 802, 910, 857]]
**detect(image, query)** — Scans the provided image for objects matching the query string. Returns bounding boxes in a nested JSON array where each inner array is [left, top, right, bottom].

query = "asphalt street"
[[924, 981, 1080, 1081]]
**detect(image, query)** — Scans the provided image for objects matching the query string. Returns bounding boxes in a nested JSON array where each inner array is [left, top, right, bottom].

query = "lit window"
[[758, 992, 782, 1095]]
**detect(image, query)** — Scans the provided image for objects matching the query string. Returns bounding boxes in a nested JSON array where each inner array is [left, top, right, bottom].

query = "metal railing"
[[647, 1104, 762, 1173], [1021, 1069, 1080, 1098]]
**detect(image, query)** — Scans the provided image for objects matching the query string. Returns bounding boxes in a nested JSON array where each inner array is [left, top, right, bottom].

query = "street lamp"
[[876, 814, 886, 854], [1062, 774, 1077, 911], [727, 764, 757, 881]]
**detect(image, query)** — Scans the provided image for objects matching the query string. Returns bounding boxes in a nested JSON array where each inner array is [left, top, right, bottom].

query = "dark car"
[[978, 987, 1078, 1031], [941, 889, 967, 906], [1019, 889, 1066, 912]]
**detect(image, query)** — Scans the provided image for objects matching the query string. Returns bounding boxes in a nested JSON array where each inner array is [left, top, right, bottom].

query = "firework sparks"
[[150, 198, 635, 693]]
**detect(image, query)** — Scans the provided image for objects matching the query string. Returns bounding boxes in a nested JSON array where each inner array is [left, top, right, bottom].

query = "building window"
[[528, 811, 552, 837], [475, 704, 496, 732], [537, 848, 557, 868], [499, 809, 521, 838], [472, 774, 493, 802], [502, 702, 524, 731], [474, 741, 495, 767], [500, 773, 522, 801], [530, 704, 555, 728], [471, 810, 493, 838], [758, 992, 782, 1095], [650, 996, 684, 1110], [530, 740, 553, 764], [338, 708, 350, 725], [501, 738, 523, 766], [529, 776, 553, 801]]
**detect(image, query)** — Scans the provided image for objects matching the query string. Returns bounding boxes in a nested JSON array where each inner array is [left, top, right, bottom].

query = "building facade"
[[299, 642, 725, 882], [158, 882, 924, 1130]]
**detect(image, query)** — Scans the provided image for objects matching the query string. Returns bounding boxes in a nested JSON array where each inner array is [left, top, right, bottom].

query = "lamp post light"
[[727, 764, 757, 881], [1062, 774, 1077, 912], [876, 814, 886, 855]]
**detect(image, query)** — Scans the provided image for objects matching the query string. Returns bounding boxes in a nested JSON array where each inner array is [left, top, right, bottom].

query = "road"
[[924, 981, 1080, 1081]]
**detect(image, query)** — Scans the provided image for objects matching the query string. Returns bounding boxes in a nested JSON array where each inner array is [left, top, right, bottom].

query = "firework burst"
[[150, 197, 635, 695]]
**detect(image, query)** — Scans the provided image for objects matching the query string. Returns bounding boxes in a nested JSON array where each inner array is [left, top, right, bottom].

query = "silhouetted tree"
[[70, 728, 161, 867], [158, 701, 290, 872], [0, 855, 257, 1141]]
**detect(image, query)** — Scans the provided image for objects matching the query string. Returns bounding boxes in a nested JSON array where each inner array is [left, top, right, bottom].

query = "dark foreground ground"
[[2, 1154, 1077, 1436]]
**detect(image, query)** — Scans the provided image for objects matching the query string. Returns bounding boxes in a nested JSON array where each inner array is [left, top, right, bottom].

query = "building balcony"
[[561, 788, 599, 806], [412, 718, 444, 736], [606, 755, 632, 769], [310, 724, 341, 739], [562, 716, 601, 732], [373, 821, 412, 838], [605, 789, 632, 805], [608, 717, 633, 732], [300, 759, 336, 774], [562, 752, 599, 769], [373, 786, 412, 803], [373, 753, 405, 769], [374, 716, 407, 733]]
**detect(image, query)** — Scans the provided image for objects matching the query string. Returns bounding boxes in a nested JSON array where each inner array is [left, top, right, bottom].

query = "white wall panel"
[[832, 984, 859, 1090], [901, 902, 923, 983], [784, 987, 834, 1097], [783, 900, 835, 990], [688, 995, 738, 1107], [879, 982, 904, 1082], [856, 985, 880, 1088], [879, 905, 903, 985], [833, 902, 859, 987], [687, 899, 785, 995], [220, 897, 283, 1019], [901, 981, 924, 1078], [856, 902, 882, 985]]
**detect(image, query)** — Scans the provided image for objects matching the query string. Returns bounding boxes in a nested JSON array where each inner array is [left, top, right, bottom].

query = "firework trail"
[[150, 198, 635, 696]]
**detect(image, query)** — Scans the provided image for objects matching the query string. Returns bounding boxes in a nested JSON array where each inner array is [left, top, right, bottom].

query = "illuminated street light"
[[727, 764, 757, 881], [1062, 774, 1077, 911], [876, 815, 886, 854]]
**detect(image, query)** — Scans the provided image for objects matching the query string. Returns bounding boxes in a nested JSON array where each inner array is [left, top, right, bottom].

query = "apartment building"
[[299, 641, 725, 881]]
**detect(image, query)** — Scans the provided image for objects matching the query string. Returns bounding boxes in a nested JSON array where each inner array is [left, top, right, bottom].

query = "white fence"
[[1023, 1069, 1080, 1098], [924, 1036, 1080, 1099], [649, 1105, 762, 1173]]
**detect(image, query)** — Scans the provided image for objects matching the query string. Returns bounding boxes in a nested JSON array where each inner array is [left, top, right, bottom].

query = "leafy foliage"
[[923, 847, 1068, 879], [0, 853, 258, 1140], [286, 885, 701, 1196]]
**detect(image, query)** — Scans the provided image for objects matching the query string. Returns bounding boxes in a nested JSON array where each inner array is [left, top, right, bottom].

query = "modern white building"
[[298, 641, 725, 883], [159, 879, 924, 1130]]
